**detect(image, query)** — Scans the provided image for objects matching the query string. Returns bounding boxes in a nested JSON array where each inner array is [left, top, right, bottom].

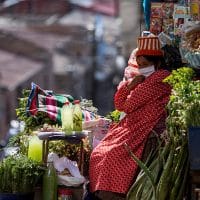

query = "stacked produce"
[[127, 67, 200, 200]]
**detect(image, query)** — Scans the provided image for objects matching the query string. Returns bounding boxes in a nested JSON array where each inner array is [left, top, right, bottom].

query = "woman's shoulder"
[[151, 69, 171, 79], [145, 70, 171, 84]]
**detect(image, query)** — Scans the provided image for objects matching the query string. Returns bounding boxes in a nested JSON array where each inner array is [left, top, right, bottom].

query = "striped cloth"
[[26, 82, 74, 124], [136, 36, 164, 57], [26, 82, 95, 125]]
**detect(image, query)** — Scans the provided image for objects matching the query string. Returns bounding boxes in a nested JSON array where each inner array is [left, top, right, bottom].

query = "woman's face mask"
[[136, 56, 156, 77], [138, 65, 155, 77]]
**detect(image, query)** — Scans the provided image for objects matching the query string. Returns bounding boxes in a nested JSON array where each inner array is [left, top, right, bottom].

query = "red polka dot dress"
[[89, 70, 171, 194]]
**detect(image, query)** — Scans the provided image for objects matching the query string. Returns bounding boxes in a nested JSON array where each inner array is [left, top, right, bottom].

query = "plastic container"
[[73, 100, 82, 132], [61, 102, 73, 134], [28, 135, 43, 162], [58, 188, 73, 200], [42, 162, 57, 200]]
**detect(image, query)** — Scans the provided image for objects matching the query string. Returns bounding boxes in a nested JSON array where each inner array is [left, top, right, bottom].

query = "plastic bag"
[[184, 51, 200, 68], [179, 21, 200, 68], [158, 32, 173, 47], [48, 153, 85, 187], [57, 175, 85, 187]]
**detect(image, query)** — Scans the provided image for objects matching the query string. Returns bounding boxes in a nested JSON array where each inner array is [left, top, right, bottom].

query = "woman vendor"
[[88, 36, 172, 200]]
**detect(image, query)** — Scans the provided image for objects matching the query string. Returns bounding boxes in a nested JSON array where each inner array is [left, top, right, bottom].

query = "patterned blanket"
[[26, 83, 95, 125]]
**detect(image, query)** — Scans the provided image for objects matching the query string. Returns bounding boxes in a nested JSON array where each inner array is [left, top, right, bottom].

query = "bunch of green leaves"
[[0, 155, 44, 193], [164, 67, 200, 135], [7, 132, 29, 155], [163, 67, 195, 89], [185, 101, 200, 127], [106, 109, 121, 123], [126, 136, 189, 200]]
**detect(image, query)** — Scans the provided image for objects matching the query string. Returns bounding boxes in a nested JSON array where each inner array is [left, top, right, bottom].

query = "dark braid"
[[142, 55, 166, 70]]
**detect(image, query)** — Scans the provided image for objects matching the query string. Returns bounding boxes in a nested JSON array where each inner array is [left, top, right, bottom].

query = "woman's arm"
[[114, 72, 171, 113], [114, 75, 145, 112]]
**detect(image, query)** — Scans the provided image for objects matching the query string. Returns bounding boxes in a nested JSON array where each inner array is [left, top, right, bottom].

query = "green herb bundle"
[[0, 155, 44, 193], [164, 67, 200, 132]]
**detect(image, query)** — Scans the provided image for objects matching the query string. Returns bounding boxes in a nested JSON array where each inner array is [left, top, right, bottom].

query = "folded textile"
[[26, 82, 95, 125]]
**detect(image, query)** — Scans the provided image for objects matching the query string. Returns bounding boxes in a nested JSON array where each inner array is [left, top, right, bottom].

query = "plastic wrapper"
[[57, 175, 85, 187], [4, 147, 19, 157], [48, 153, 85, 187], [158, 32, 173, 47], [184, 51, 200, 67]]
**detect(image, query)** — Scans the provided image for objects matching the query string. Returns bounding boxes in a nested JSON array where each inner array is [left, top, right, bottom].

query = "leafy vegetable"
[[164, 67, 200, 131], [0, 155, 44, 193], [106, 109, 121, 123]]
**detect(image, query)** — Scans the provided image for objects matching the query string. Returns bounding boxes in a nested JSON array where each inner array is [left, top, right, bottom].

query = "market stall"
[[0, 1, 199, 199], [0, 64, 199, 200], [0, 82, 111, 200]]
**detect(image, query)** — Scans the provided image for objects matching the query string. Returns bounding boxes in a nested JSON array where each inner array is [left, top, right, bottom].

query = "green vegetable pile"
[[0, 155, 44, 193], [127, 67, 200, 200]]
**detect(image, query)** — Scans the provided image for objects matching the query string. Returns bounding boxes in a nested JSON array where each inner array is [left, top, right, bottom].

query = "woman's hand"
[[127, 75, 145, 90]]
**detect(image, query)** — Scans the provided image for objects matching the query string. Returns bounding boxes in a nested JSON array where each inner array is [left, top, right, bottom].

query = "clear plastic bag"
[[179, 21, 200, 68], [48, 153, 85, 187]]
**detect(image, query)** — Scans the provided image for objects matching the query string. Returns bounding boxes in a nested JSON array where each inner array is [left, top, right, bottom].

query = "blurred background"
[[0, 0, 144, 145]]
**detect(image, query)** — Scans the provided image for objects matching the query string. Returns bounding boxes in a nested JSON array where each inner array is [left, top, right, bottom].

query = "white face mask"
[[138, 65, 155, 77]]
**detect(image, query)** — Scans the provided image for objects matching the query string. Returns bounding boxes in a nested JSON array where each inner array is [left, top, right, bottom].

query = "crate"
[[188, 127, 200, 170]]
